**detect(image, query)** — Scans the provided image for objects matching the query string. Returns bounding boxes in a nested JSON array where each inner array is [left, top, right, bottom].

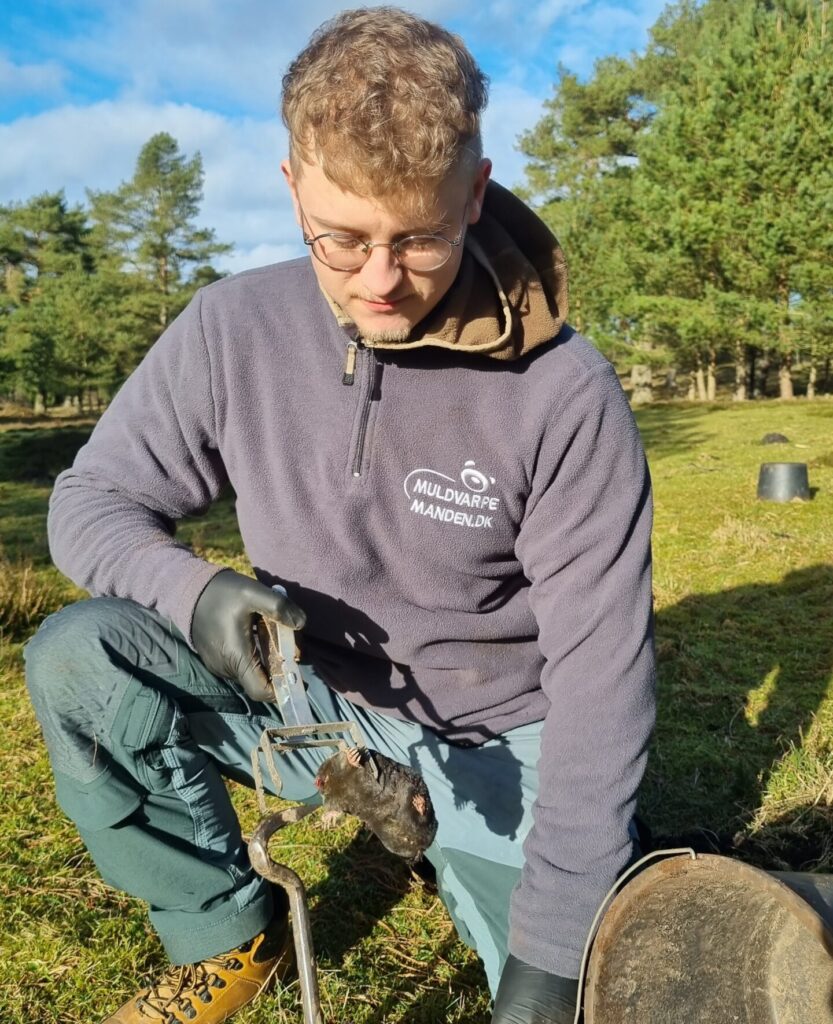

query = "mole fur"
[[314, 746, 438, 861]]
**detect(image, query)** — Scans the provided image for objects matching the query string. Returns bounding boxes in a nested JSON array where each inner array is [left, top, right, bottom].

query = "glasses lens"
[[313, 235, 367, 270], [311, 234, 455, 271], [398, 237, 453, 271]]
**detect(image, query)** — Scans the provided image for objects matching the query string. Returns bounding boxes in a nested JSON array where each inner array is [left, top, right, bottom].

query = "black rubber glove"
[[191, 569, 306, 702], [491, 955, 580, 1024]]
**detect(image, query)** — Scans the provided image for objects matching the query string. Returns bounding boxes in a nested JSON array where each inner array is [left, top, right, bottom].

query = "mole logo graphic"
[[403, 460, 501, 529]]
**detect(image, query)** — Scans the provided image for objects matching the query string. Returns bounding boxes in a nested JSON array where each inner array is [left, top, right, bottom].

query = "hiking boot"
[[102, 911, 294, 1023]]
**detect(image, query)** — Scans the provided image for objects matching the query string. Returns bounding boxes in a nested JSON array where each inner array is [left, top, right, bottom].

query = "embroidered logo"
[[403, 460, 501, 529]]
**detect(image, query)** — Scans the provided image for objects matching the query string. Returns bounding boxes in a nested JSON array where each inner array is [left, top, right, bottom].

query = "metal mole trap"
[[248, 717, 365, 1024], [251, 594, 366, 813], [248, 600, 366, 1023], [249, 721, 365, 1024], [250, 719, 364, 813]]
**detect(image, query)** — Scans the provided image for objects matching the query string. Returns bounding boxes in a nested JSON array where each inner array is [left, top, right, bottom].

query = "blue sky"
[[0, 0, 667, 273]]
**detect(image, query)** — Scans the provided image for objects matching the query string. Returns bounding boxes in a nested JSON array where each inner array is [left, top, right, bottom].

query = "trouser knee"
[[24, 597, 184, 790]]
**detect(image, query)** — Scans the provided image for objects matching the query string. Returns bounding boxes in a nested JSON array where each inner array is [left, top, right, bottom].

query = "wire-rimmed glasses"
[[300, 203, 468, 272]]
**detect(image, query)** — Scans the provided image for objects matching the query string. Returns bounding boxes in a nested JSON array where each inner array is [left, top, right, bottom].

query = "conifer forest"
[[2, 0, 831, 409]]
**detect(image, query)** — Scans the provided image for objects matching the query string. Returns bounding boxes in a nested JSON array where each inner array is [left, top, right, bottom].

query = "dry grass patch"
[[0, 555, 83, 642]]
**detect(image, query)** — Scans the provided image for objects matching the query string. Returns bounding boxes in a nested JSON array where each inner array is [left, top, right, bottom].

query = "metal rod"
[[249, 805, 324, 1024]]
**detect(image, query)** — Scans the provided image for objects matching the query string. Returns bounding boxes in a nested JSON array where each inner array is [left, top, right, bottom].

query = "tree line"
[[2, 1, 831, 410], [0, 133, 228, 412], [520, 0, 833, 401]]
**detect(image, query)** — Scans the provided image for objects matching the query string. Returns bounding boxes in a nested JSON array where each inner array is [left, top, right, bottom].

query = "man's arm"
[[509, 361, 655, 984], [49, 290, 230, 643]]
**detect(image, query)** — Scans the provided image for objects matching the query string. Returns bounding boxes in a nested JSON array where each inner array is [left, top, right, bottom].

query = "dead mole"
[[314, 746, 438, 861]]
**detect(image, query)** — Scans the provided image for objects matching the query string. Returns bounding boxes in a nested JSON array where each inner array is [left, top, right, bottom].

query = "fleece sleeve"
[[48, 291, 228, 643], [510, 361, 656, 978]]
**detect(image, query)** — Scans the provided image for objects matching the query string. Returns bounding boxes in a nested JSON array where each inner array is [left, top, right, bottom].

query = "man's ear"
[[467, 159, 492, 225], [281, 159, 302, 227]]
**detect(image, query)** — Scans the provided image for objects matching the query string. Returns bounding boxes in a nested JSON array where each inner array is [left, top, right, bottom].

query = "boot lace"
[[135, 951, 244, 1021]]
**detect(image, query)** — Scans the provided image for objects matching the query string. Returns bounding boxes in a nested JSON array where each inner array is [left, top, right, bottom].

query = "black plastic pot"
[[584, 854, 833, 1024], [757, 462, 811, 502]]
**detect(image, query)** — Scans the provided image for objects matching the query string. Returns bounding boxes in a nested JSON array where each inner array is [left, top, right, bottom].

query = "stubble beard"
[[360, 325, 413, 343], [331, 292, 414, 343]]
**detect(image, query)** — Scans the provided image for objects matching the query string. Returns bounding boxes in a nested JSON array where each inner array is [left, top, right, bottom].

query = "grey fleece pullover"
[[48, 199, 655, 979]]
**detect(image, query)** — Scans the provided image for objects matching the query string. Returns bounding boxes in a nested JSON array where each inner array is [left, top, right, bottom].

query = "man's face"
[[282, 156, 491, 342]]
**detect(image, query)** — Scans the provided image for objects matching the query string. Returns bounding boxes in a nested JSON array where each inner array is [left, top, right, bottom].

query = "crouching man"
[[25, 7, 655, 1023]]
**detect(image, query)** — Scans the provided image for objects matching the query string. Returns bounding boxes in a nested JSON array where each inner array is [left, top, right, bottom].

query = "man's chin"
[[360, 325, 413, 343], [352, 313, 413, 343]]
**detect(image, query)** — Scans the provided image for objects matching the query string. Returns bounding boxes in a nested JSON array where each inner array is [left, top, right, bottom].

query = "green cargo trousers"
[[24, 596, 545, 995]]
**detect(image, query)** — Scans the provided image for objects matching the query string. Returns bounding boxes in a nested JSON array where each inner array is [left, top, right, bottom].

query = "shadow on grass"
[[0, 489, 54, 564], [0, 426, 93, 568], [307, 830, 413, 967], [632, 403, 717, 458], [307, 831, 490, 1023], [644, 562, 833, 870]]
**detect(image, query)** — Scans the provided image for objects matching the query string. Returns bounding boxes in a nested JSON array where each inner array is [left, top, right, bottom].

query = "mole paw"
[[319, 809, 345, 829]]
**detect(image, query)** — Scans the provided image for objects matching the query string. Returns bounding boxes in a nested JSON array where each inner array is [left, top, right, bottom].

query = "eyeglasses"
[[300, 203, 468, 272]]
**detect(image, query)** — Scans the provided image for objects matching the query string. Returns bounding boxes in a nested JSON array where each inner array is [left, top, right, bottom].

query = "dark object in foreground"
[[761, 432, 790, 444], [315, 747, 438, 860], [584, 853, 833, 1024], [757, 461, 810, 502], [492, 954, 579, 1024]]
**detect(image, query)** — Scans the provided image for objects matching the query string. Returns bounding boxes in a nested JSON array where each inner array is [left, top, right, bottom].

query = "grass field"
[[1, 400, 832, 1023]]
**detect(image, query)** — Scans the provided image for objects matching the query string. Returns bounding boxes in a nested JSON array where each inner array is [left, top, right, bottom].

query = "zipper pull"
[[342, 340, 358, 385]]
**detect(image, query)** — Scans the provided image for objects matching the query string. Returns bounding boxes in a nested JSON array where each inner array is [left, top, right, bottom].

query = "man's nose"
[[360, 244, 404, 297]]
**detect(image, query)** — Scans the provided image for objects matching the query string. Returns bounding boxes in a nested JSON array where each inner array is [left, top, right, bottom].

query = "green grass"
[[641, 401, 833, 864], [1, 401, 832, 1022]]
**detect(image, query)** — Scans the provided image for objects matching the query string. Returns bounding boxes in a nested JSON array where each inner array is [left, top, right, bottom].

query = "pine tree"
[[519, 0, 833, 400], [0, 193, 96, 407], [88, 132, 230, 374]]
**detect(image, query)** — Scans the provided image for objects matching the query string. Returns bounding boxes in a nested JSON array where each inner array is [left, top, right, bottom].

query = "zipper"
[[342, 340, 358, 385], [341, 338, 376, 477], [352, 344, 375, 477]]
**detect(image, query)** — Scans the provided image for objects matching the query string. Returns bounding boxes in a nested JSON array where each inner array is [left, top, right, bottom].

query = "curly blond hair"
[[282, 7, 489, 203]]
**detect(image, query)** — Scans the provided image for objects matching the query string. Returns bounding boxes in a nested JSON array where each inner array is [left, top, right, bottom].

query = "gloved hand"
[[191, 569, 306, 701], [491, 955, 580, 1024]]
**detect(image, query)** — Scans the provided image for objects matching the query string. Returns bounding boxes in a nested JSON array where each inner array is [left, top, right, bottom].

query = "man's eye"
[[401, 236, 436, 254], [328, 235, 364, 251]]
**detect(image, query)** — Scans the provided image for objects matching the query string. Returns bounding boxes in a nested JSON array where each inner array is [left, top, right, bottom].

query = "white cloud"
[[530, 0, 590, 32], [0, 53, 66, 97], [221, 242, 304, 276], [0, 71, 546, 274], [0, 2, 669, 274], [482, 82, 547, 191], [0, 100, 300, 274], [54, 1, 473, 113], [17, 0, 661, 115], [555, 0, 669, 74]]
